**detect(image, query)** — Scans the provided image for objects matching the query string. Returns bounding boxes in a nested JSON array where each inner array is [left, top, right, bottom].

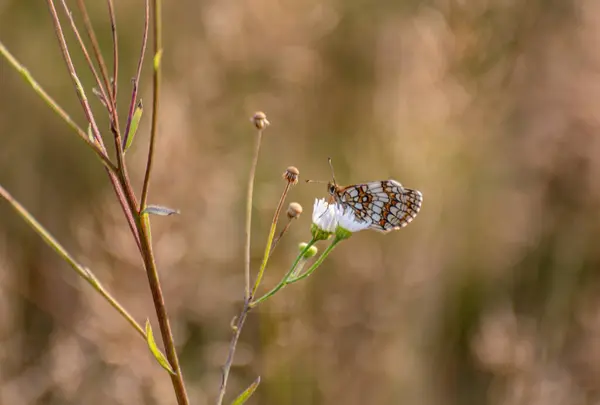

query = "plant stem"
[[138, 216, 189, 405], [46, 0, 142, 252], [215, 302, 251, 405], [75, 0, 114, 104], [244, 129, 264, 301], [251, 182, 291, 296], [106, 0, 118, 103], [46, 0, 103, 150], [251, 239, 316, 306], [269, 218, 292, 257], [123, 0, 149, 150], [287, 238, 340, 284], [58, 0, 110, 118], [140, 0, 162, 208], [128, 1, 189, 403], [0, 41, 116, 173], [0, 184, 146, 340]]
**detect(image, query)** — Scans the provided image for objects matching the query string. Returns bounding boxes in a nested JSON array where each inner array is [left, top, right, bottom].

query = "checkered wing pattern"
[[334, 180, 423, 232]]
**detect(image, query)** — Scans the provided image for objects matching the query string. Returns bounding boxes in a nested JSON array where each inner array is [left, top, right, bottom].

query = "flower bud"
[[298, 242, 318, 258], [287, 202, 303, 219], [250, 111, 270, 130]]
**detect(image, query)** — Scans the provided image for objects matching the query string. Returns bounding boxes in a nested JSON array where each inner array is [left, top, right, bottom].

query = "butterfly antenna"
[[328, 157, 337, 185], [305, 179, 327, 184]]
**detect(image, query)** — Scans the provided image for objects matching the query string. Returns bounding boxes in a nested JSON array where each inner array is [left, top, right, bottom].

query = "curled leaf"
[[141, 205, 180, 216], [145, 319, 176, 375], [124, 100, 143, 153], [230, 376, 261, 405]]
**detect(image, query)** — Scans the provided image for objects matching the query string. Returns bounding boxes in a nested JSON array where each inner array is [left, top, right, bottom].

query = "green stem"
[[140, 0, 162, 209], [0, 41, 117, 173], [287, 238, 341, 284], [243, 129, 264, 301], [251, 238, 316, 306], [0, 184, 146, 339], [251, 182, 291, 296]]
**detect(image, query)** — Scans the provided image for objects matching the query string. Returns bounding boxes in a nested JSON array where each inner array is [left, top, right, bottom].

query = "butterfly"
[[310, 158, 423, 232]]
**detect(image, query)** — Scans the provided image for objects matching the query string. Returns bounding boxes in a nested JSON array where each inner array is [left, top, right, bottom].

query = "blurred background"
[[2, 0, 600, 404]]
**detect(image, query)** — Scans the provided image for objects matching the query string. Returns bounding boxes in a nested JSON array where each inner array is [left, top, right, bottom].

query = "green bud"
[[298, 243, 318, 258]]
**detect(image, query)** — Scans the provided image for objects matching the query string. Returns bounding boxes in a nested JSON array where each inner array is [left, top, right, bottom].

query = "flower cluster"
[[311, 198, 371, 240]]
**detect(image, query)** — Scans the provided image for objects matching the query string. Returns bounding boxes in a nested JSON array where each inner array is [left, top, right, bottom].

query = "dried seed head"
[[287, 202, 303, 219], [283, 166, 300, 185], [250, 111, 270, 130]]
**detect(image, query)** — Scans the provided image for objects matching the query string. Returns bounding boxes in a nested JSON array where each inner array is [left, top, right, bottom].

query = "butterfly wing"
[[337, 180, 423, 232]]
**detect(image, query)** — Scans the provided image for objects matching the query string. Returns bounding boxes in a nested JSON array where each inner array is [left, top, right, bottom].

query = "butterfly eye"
[[329, 185, 336, 194]]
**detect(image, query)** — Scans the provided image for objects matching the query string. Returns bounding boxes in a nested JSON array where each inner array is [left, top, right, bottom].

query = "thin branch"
[[217, 121, 269, 404], [46, 0, 142, 250], [58, 0, 110, 117], [131, 1, 189, 403], [0, 41, 116, 173], [106, 0, 118, 103], [244, 129, 264, 301], [0, 184, 146, 340], [140, 0, 162, 208], [251, 240, 317, 306], [107, 170, 143, 251], [251, 181, 291, 296], [75, 0, 114, 105], [137, 218, 189, 404], [46, 0, 103, 145], [269, 218, 293, 257], [123, 0, 149, 150], [216, 304, 251, 405]]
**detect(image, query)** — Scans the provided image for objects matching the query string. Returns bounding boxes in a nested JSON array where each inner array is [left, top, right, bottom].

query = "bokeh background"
[[2, 1, 600, 404]]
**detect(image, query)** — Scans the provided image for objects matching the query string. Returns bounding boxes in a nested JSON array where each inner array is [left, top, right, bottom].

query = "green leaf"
[[145, 319, 176, 375], [87, 123, 94, 142], [154, 49, 163, 71], [230, 376, 261, 405], [141, 205, 180, 216], [124, 100, 143, 153]]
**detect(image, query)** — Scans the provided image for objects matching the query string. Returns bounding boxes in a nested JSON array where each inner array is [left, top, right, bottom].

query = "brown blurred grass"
[[3, 0, 600, 404]]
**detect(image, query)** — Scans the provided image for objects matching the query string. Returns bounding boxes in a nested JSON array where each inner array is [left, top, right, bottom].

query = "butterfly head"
[[306, 158, 342, 202], [327, 181, 337, 196]]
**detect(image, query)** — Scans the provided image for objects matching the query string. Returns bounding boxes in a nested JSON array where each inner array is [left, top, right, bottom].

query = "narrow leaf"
[[154, 49, 163, 70], [145, 319, 176, 375], [141, 205, 180, 216], [124, 100, 143, 153], [230, 376, 261, 405], [87, 123, 94, 142]]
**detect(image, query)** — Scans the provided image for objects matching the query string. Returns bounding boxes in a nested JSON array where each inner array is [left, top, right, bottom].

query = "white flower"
[[334, 204, 371, 235], [311, 198, 337, 233]]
